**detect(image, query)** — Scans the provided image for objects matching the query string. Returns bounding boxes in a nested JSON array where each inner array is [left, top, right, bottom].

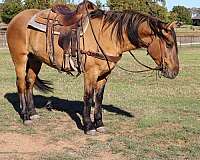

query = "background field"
[[176, 25, 200, 36], [0, 47, 200, 160]]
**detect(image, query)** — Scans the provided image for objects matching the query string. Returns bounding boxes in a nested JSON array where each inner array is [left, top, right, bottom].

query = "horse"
[[7, 3, 179, 135]]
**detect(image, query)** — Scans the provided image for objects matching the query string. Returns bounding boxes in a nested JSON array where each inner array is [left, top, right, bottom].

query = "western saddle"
[[34, 1, 98, 74]]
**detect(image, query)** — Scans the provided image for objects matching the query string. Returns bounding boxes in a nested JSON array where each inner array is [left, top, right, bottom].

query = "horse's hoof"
[[24, 120, 33, 125], [85, 129, 96, 136], [96, 127, 107, 133], [30, 114, 40, 120]]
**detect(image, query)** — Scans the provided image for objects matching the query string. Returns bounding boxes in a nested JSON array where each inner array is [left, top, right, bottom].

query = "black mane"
[[90, 9, 177, 49]]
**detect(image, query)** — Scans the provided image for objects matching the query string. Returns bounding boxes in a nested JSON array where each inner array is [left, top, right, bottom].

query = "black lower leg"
[[94, 85, 105, 128], [26, 89, 37, 116], [83, 90, 95, 133], [19, 93, 30, 121]]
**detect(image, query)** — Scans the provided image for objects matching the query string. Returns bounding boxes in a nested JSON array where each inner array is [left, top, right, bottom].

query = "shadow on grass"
[[4, 93, 134, 130]]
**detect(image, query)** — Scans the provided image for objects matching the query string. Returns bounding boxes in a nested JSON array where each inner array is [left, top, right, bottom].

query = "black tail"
[[34, 76, 53, 93]]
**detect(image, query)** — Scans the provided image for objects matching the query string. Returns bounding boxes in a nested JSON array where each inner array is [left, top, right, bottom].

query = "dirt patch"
[[94, 151, 128, 160], [0, 132, 80, 160], [0, 130, 112, 160]]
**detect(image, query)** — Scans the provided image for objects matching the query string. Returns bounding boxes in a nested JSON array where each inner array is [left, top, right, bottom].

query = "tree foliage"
[[107, 0, 169, 21], [24, 0, 50, 9], [0, 0, 76, 24], [170, 6, 192, 24], [1, 0, 23, 24]]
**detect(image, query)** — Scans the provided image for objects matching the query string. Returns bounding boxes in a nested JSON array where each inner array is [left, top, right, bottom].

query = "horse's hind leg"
[[25, 54, 42, 120], [13, 53, 33, 124]]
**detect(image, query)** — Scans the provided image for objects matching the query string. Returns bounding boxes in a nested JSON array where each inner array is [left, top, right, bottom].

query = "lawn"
[[0, 47, 200, 160]]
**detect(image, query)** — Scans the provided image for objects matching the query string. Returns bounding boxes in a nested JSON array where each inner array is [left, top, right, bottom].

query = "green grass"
[[0, 47, 200, 159]]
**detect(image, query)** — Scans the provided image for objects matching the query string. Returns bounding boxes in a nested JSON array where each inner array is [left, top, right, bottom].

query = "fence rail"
[[0, 31, 7, 48], [0, 30, 200, 49], [177, 35, 200, 47]]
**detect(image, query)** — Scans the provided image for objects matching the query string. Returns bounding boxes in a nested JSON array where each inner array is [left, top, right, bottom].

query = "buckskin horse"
[[7, 1, 179, 135]]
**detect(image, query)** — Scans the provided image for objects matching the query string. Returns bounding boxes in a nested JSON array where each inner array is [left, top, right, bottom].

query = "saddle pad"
[[28, 11, 89, 36]]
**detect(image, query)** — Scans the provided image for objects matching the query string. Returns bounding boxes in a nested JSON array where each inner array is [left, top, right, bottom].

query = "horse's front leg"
[[83, 73, 97, 135], [94, 78, 107, 133]]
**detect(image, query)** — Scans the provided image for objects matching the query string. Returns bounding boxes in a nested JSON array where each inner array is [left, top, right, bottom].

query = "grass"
[[0, 47, 200, 160]]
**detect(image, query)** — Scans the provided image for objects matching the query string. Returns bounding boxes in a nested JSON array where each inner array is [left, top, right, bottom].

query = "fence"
[[0, 31, 7, 48], [176, 35, 200, 47], [0, 30, 200, 49]]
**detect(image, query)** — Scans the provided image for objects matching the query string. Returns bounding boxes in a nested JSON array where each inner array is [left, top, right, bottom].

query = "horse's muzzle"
[[161, 67, 179, 79]]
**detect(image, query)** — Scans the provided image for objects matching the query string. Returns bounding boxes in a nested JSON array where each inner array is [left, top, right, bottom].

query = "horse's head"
[[146, 21, 179, 79], [89, 10, 179, 79]]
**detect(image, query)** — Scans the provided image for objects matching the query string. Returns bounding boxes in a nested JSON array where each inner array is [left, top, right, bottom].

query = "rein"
[[128, 50, 161, 71], [114, 50, 161, 73]]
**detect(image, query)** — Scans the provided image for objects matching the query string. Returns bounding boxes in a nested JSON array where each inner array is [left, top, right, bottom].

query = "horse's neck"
[[119, 36, 138, 54], [83, 18, 133, 57], [82, 17, 156, 58]]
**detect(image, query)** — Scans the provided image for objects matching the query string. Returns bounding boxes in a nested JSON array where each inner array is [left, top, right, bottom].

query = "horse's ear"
[[166, 21, 178, 29], [85, 1, 97, 10]]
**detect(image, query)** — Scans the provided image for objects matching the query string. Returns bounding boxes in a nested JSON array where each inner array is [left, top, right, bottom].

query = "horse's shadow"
[[4, 93, 134, 130]]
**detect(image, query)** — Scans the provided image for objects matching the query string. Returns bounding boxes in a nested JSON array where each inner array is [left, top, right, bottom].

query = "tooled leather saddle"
[[31, 1, 98, 74]]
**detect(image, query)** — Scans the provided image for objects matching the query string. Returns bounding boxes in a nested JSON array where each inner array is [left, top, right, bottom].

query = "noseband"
[[146, 36, 166, 72]]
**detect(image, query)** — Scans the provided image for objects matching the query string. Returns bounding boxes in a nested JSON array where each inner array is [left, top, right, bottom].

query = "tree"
[[170, 6, 192, 24], [1, 0, 23, 24], [51, 0, 69, 4], [107, 0, 169, 21], [0, 0, 78, 23], [24, 0, 50, 9], [149, 2, 169, 21], [153, 0, 166, 7]]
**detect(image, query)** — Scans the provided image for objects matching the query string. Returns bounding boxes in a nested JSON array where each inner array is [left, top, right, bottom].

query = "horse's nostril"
[[161, 68, 178, 79]]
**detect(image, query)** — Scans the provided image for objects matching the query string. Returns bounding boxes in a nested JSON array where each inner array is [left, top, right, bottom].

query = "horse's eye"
[[166, 42, 173, 48]]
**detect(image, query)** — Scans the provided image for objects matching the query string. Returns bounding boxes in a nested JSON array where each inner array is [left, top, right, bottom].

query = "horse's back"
[[7, 9, 40, 56]]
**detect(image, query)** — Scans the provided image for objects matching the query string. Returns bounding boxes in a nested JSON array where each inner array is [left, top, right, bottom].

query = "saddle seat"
[[34, 9, 79, 28]]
